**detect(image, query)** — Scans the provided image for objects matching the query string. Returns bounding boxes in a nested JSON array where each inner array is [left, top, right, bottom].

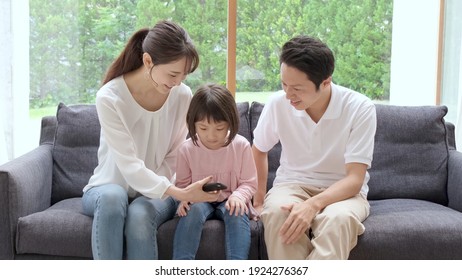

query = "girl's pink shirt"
[[175, 134, 259, 219]]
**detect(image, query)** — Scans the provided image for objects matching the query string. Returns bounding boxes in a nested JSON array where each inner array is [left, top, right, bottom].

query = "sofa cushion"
[[236, 102, 251, 143], [157, 217, 263, 260], [349, 199, 462, 259], [52, 103, 100, 204], [368, 105, 449, 204], [39, 116, 58, 145], [16, 198, 92, 258], [249, 101, 282, 192], [51, 102, 250, 204]]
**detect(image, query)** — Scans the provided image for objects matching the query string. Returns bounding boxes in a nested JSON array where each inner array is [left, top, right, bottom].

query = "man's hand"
[[279, 201, 319, 244]]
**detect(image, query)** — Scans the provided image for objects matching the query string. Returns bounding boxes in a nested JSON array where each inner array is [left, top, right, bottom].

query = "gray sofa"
[[1, 101, 462, 260]]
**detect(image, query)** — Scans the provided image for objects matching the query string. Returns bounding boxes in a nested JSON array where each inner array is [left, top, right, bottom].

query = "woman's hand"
[[167, 176, 220, 203], [177, 201, 191, 217], [186, 176, 221, 202], [226, 196, 248, 216]]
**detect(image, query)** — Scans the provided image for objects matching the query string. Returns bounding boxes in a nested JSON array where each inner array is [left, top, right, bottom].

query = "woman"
[[82, 20, 219, 260]]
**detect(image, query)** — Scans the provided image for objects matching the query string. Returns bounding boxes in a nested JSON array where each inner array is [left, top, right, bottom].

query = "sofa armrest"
[[447, 149, 462, 212], [0, 144, 53, 259]]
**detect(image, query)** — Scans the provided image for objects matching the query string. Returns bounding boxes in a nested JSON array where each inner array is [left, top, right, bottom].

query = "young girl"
[[82, 20, 219, 260], [172, 83, 258, 260]]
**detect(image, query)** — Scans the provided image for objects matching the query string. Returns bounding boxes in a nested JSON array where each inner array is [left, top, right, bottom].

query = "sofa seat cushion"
[[157, 217, 263, 260], [16, 198, 92, 258], [349, 199, 462, 259]]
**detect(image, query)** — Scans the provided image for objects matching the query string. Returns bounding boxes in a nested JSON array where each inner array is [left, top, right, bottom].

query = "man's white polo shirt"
[[252, 83, 376, 196]]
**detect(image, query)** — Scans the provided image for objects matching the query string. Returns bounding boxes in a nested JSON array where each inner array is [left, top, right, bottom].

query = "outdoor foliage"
[[29, 0, 393, 108]]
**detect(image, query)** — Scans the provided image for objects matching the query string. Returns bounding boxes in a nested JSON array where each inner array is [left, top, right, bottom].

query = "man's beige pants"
[[261, 184, 370, 260]]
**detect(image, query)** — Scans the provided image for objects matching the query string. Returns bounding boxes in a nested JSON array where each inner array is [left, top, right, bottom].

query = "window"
[[27, 0, 393, 108], [440, 0, 462, 124], [12, 0, 455, 163], [235, 0, 393, 104]]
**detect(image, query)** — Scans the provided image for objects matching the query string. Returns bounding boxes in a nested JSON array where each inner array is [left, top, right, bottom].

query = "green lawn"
[[234, 91, 274, 104], [29, 92, 387, 120], [29, 106, 57, 120], [28, 92, 276, 120]]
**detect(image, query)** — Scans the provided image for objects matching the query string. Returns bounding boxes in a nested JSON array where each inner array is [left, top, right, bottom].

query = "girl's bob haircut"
[[187, 83, 239, 147]]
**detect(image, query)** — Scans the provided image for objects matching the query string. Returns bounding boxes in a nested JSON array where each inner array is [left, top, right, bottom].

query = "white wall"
[[0, 0, 13, 165], [12, 1, 32, 158], [389, 0, 441, 105], [0, 0, 31, 164]]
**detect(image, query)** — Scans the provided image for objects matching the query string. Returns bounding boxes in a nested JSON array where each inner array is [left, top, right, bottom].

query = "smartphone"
[[202, 182, 228, 192]]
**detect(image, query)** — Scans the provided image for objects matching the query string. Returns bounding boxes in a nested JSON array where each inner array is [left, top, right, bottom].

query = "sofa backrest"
[[51, 103, 100, 204], [247, 102, 451, 205], [249, 102, 281, 191], [44, 102, 453, 205], [48, 102, 253, 204], [367, 104, 449, 204]]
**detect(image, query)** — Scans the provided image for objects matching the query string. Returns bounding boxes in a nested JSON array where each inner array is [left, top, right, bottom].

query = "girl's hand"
[[177, 201, 191, 217], [226, 196, 248, 216]]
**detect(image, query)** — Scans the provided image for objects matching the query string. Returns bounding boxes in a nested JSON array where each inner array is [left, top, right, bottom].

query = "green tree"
[[237, 0, 393, 99], [30, 0, 137, 107], [135, 0, 228, 91], [78, 0, 138, 101], [29, 0, 393, 108], [29, 0, 81, 107]]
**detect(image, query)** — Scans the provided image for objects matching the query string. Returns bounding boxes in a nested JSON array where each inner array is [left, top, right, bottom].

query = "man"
[[252, 35, 376, 260]]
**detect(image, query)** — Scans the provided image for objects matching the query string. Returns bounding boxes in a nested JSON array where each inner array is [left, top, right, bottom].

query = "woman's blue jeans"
[[172, 201, 251, 260], [82, 184, 177, 260]]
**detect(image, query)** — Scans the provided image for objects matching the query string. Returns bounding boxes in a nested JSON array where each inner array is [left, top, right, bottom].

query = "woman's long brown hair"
[[102, 20, 199, 85]]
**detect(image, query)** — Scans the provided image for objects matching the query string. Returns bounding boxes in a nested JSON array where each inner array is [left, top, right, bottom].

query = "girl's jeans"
[[172, 201, 251, 260], [82, 184, 177, 259]]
